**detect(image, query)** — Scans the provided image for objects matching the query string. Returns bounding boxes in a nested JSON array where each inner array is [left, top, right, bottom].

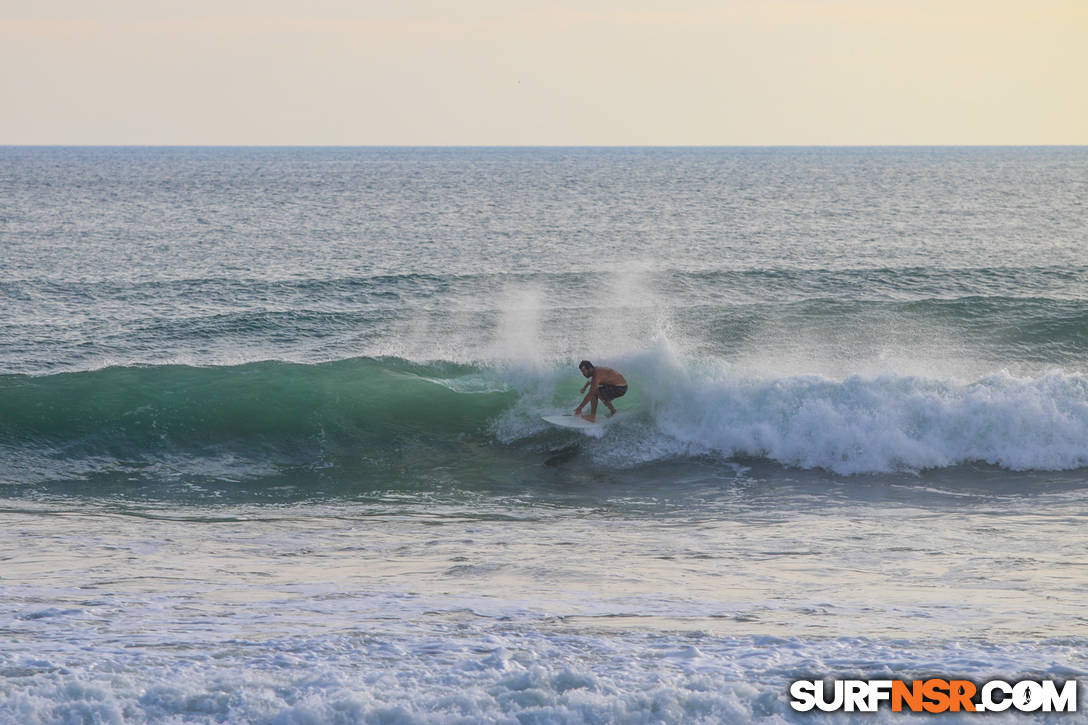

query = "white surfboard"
[[541, 414, 615, 430]]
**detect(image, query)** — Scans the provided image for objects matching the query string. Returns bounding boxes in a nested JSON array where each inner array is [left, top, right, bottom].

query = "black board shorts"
[[598, 384, 627, 401]]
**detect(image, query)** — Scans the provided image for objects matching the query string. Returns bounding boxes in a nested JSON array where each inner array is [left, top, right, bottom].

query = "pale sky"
[[1, 0, 1085, 145]]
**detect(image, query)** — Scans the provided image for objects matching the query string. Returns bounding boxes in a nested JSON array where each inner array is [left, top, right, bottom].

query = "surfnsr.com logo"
[[789, 679, 1077, 713]]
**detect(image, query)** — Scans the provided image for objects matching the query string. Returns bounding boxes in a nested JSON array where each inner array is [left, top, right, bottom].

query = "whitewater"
[[2, 146, 1087, 723]]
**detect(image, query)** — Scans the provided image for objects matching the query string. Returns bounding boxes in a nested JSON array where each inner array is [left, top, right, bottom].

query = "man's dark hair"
[[578, 360, 593, 370]]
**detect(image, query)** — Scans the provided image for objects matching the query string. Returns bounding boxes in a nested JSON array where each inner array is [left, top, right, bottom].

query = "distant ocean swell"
[[6, 266, 1088, 312], [7, 281, 1088, 382], [4, 355, 1088, 487]]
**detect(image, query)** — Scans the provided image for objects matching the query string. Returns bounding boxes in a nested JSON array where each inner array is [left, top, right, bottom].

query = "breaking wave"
[[4, 348, 1088, 489]]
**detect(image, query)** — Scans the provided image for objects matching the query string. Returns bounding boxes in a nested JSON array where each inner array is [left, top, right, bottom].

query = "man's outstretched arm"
[[574, 378, 598, 414]]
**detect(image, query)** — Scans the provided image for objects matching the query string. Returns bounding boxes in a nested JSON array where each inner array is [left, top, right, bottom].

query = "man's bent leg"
[[598, 388, 617, 415]]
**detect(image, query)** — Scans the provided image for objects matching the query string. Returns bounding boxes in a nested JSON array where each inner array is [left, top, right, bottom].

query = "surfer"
[[574, 360, 627, 422]]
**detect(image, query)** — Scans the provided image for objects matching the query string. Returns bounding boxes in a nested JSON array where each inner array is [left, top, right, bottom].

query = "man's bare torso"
[[592, 366, 627, 387]]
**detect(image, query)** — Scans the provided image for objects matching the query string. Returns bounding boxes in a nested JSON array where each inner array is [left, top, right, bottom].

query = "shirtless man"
[[574, 360, 628, 422]]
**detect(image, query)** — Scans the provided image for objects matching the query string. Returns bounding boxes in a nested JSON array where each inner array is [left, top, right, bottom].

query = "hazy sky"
[[2, 0, 1085, 145]]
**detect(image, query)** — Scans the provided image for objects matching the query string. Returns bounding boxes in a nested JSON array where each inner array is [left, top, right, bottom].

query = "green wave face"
[[0, 358, 517, 495], [7, 347, 1088, 499]]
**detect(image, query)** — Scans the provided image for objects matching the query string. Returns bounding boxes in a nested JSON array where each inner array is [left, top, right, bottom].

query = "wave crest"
[[5, 353, 1088, 487], [636, 367, 1088, 474]]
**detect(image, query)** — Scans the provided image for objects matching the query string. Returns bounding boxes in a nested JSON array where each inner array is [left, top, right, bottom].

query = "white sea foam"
[[649, 369, 1088, 475], [2, 631, 1082, 724], [498, 341, 1088, 475]]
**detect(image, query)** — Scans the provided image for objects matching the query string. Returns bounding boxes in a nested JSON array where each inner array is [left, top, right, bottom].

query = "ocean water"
[[2, 146, 1088, 723]]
